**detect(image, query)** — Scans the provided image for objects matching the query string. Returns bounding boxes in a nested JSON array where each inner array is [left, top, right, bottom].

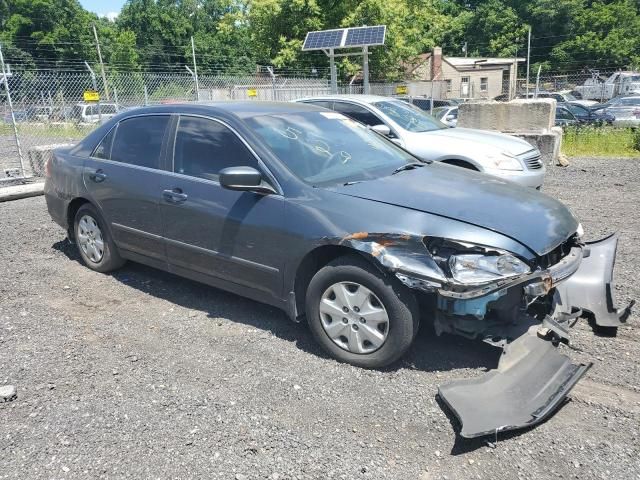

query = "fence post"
[[84, 61, 102, 124], [0, 43, 26, 177], [191, 36, 200, 101], [144, 84, 149, 106]]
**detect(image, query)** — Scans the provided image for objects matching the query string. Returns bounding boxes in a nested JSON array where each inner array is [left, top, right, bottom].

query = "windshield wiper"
[[343, 180, 363, 186], [391, 162, 426, 175]]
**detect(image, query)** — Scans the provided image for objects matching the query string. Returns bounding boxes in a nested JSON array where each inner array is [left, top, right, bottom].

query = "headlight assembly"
[[486, 152, 523, 171], [449, 253, 530, 284]]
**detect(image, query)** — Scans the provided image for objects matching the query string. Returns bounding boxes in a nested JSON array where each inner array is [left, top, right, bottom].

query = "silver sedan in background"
[[295, 95, 545, 189], [432, 106, 458, 127]]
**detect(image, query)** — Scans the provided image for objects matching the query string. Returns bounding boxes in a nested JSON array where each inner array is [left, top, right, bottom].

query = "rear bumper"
[[44, 180, 69, 230]]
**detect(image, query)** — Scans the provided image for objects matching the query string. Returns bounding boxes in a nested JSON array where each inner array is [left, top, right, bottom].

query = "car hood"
[[420, 128, 534, 156], [327, 164, 578, 256]]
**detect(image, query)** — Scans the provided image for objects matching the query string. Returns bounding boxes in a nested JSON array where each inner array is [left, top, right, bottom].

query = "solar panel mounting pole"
[[329, 48, 338, 94], [362, 46, 370, 94]]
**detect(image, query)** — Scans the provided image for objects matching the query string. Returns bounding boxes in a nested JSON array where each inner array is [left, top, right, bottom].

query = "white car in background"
[[71, 103, 119, 124], [295, 95, 545, 189], [432, 106, 458, 127]]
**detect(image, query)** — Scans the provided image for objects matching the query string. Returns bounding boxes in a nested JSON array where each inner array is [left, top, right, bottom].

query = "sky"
[[79, 0, 126, 20]]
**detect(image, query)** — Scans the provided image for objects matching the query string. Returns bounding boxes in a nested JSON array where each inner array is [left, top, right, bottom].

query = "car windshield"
[[563, 92, 578, 101], [245, 111, 417, 187], [371, 100, 447, 132]]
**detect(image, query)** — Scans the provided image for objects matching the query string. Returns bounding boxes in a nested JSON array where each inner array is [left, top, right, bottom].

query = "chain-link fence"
[[1, 63, 638, 184]]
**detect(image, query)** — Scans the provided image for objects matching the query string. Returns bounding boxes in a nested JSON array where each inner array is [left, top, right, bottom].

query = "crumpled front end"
[[332, 230, 633, 438], [436, 234, 633, 438]]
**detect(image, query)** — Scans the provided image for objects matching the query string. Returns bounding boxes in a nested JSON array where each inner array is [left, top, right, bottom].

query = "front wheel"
[[305, 255, 419, 368]]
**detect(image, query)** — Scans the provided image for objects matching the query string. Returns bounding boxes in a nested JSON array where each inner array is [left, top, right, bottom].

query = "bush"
[[632, 128, 640, 152]]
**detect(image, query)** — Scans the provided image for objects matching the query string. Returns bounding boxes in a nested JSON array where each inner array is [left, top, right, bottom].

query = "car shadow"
[[53, 238, 501, 376], [53, 239, 532, 448]]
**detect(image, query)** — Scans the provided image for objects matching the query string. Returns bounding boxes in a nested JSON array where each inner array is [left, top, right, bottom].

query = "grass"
[[0, 122, 95, 140], [562, 126, 640, 158]]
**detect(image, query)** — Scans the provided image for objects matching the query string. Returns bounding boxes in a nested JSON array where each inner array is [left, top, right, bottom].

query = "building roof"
[[445, 57, 525, 67]]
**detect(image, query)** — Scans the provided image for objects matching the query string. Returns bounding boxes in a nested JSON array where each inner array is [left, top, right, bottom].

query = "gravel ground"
[[1, 157, 639, 479]]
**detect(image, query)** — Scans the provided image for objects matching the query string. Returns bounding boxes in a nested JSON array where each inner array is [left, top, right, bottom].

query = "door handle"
[[163, 188, 188, 204], [89, 169, 107, 183]]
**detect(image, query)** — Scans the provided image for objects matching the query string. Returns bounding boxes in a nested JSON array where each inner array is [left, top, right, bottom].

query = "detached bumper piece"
[[554, 234, 633, 328], [438, 330, 591, 439]]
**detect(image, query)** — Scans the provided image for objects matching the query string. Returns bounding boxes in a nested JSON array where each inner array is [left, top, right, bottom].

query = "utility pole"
[[362, 46, 370, 95], [526, 27, 531, 98], [191, 36, 200, 101], [92, 23, 110, 101], [463, 42, 468, 57]]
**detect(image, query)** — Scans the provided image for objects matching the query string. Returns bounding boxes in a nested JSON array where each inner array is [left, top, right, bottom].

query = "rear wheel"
[[74, 204, 125, 273], [305, 255, 419, 368]]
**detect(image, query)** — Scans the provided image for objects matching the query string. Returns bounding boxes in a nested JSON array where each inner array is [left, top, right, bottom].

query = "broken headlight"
[[449, 253, 530, 284]]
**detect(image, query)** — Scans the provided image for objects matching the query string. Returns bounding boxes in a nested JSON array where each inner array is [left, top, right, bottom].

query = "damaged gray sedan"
[[44, 102, 633, 439]]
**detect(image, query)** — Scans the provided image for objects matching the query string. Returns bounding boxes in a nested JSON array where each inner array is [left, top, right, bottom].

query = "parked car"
[[396, 96, 458, 111], [590, 95, 640, 126], [295, 95, 545, 189], [535, 90, 598, 107], [44, 102, 631, 438], [555, 105, 580, 126], [71, 102, 119, 123], [2, 106, 51, 123], [432, 105, 458, 127], [560, 102, 615, 125]]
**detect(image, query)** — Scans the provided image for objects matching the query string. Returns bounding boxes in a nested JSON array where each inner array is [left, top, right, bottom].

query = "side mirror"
[[371, 124, 391, 136], [219, 166, 276, 194]]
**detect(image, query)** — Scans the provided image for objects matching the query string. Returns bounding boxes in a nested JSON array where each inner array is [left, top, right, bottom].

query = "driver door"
[[160, 115, 286, 299]]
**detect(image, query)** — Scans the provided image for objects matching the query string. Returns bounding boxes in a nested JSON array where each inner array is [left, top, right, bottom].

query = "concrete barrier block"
[[511, 129, 562, 165], [26, 144, 74, 177], [458, 99, 556, 133]]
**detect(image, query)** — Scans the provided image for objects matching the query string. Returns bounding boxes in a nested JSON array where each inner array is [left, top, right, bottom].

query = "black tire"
[[73, 203, 125, 273], [305, 254, 419, 368]]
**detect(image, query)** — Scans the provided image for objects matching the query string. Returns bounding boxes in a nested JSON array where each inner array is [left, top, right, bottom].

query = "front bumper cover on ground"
[[438, 329, 591, 438], [438, 234, 633, 439]]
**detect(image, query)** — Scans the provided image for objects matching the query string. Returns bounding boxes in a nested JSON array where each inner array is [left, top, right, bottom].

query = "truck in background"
[[575, 71, 640, 101]]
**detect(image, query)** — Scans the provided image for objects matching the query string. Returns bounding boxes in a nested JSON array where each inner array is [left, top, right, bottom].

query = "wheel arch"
[[439, 158, 480, 171], [292, 245, 380, 321], [66, 197, 92, 238]]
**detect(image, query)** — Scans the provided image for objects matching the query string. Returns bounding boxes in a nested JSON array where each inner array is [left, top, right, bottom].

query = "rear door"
[[83, 114, 172, 265], [160, 115, 285, 299]]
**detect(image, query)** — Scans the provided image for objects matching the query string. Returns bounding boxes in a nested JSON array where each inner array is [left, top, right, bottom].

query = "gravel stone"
[[0, 158, 638, 479], [0, 385, 17, 402]]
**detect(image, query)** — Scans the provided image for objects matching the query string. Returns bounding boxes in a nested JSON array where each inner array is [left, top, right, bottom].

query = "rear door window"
[[173, 116, 258, 181], [110, 115, 170, 169]]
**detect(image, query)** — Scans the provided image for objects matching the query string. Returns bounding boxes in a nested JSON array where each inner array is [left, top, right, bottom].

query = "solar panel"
[[302, 29, 346, 51], [302, 25, 386, 51], [344, 26, 386, 48]]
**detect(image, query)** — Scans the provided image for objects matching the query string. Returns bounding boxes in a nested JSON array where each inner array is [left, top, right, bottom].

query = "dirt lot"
[[1, 157, 639, 479]]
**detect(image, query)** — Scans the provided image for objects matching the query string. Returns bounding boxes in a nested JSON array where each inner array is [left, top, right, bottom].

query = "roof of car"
[[119, 101, 326, 120]]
